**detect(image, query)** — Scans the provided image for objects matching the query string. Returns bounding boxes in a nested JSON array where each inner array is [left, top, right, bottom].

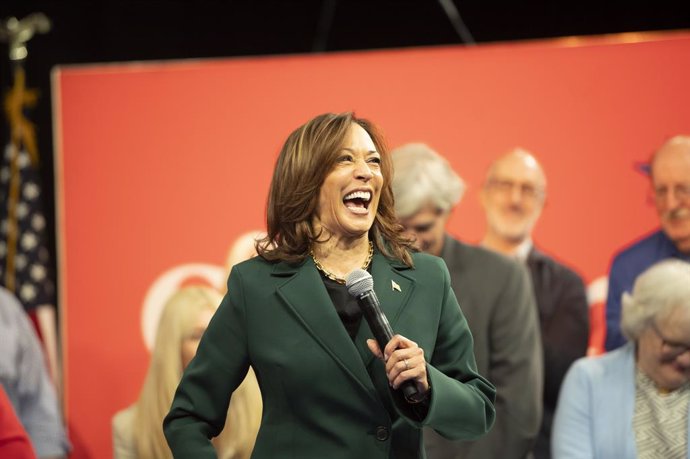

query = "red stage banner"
[[53, 32, 690, 458]]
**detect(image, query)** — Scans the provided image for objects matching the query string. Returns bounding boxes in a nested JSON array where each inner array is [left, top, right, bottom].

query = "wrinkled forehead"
[[489, 154, 545, 187], [651, 142, 690, 182]]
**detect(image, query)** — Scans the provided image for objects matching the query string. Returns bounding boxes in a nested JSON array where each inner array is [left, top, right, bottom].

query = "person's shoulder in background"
[[0, 285, 25, 321], [531, 246, 582, 276], [610, 229, 667, 268], [0, 385, 37, 459], [112, 405, 137, 459], [441, 234, 525, 278]]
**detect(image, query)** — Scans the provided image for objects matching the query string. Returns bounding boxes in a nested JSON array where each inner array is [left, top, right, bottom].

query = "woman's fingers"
[[367, 334, 429, 392], [366, 339, 383, 360], [382, 334, 416, 360], [380, 335, 429, 392]]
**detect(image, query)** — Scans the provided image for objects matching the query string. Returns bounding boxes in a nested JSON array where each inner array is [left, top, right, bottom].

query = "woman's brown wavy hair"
[[257, 112, 413, 267]]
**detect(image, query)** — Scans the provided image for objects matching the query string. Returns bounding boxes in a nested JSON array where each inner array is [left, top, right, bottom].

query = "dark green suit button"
[[375, 426, 389, 441]]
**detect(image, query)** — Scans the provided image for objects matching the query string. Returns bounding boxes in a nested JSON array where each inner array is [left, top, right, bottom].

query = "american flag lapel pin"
[[391, 280, 401, 292]]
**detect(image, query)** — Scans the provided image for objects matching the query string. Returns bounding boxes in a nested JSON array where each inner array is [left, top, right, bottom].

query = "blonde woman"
[[112, 286, 261, 459]]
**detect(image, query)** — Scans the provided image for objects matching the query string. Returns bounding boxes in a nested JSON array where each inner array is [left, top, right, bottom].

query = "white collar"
[[512, 238, 533, 263]]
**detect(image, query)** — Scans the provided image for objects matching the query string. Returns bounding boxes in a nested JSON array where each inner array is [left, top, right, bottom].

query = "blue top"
[[605, 229, 690, 350], [0, 287, 70, 457], [552, 342, 690, 459]]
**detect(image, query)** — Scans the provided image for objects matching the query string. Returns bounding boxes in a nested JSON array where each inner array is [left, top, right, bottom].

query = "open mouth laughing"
[[343, 190, 372, 215]]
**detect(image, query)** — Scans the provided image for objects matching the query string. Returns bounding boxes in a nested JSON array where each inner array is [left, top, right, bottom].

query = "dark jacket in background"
[[425, 235, 543, 459], [526, 247, 589, 459]]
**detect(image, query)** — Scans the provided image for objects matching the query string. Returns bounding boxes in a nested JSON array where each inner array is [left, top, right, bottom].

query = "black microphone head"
[[345, 268, 373, 297]]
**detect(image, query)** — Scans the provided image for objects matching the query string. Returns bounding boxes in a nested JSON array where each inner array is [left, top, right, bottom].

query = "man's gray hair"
[[621, 259, 690, 341], [390, 143, 466, 218]]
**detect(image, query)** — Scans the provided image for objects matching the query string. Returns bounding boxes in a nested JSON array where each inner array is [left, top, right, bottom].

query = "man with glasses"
[[391, 143, 542, 459], [479, 148, 589, 459], [605, 135, 690, 352]]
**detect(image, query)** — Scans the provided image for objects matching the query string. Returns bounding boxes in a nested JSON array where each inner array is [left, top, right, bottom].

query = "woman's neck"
[[311, 235, 372, 280]]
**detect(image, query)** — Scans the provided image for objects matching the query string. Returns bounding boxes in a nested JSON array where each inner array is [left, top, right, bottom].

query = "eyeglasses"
[[486, 178, 545, 200], [651, 183, 690, 203], [651, 321, 690, 358]]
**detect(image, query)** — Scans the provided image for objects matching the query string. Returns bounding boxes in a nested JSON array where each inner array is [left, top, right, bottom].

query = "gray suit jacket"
[[425, 235, 543, 459]]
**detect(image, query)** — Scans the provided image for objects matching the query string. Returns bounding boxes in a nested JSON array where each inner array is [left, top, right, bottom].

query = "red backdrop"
[[53, 32, 690, 458]]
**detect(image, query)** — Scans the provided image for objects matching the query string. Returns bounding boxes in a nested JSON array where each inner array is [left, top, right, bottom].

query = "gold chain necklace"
[[311, 241, 374, 285]]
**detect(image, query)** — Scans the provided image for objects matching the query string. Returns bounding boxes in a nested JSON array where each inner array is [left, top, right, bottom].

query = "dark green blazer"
[[164, 250, 496, 459]]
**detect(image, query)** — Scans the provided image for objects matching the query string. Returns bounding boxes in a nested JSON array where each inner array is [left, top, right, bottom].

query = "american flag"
[[1, 64, 55, 313], [0, 142, 55, 311]]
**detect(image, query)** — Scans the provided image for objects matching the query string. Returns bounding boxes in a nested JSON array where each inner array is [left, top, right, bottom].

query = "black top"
[[318, 269, 431, 414], [319, 273, 363, 339]]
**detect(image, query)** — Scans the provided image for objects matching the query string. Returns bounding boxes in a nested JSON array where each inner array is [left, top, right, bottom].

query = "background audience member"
[[553, 259, 690, 459], [479, 148, 589, 459], [0, 385, 37, 459], [112, 286, 261, 459], [224, 230, 266, 285], [606, 135, 690, 351], [391, 143, 542, 459], [0, 286, 70, 459]]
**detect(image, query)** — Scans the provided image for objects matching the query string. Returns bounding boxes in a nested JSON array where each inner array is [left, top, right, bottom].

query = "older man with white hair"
[[479, 148, 589, 459], [391, 143, 543, 459], [605, 135, 690, 352]]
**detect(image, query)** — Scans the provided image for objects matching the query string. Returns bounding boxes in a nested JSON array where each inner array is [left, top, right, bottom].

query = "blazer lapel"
[[526, 247, 556, 320], [354, 252, 416, 369], [273, 258, 378, 401]]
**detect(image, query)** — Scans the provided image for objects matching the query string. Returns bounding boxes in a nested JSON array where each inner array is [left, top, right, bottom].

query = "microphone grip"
[[358, 292, 419, 401], [401, 377, 419, 400]]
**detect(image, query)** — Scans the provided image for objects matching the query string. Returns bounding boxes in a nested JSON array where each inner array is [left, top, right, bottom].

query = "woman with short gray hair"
[[552, 259, 690, 459], [620, 260, 690, 342], [390, 143, 465, 220]]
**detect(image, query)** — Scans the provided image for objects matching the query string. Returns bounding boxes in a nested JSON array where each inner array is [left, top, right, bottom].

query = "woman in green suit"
[[163, 112, 496, 458]]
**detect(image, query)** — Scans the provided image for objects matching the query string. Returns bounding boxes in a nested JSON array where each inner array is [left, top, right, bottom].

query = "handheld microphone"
[[345, 269, 419, 401]]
